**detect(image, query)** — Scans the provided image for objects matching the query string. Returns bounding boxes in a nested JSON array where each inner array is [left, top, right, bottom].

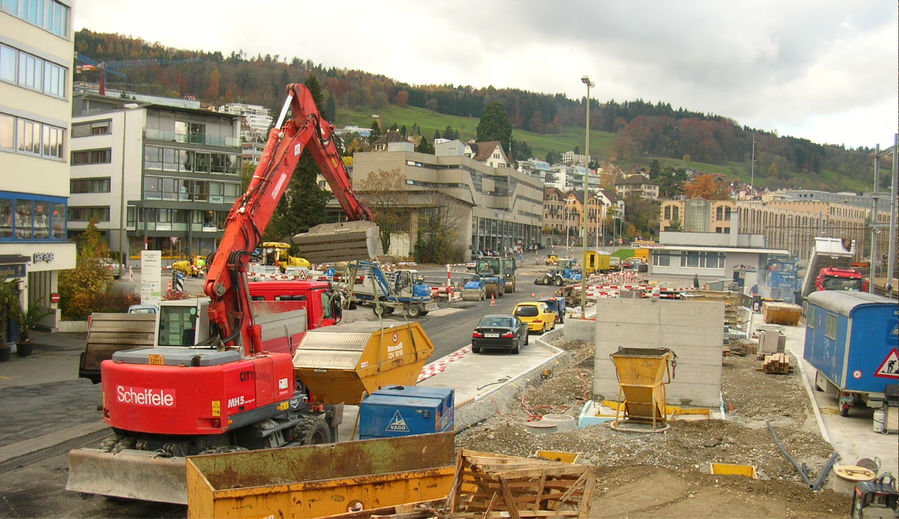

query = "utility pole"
[[870, 144, 880, 292], [887, 133, 898, 297], [749, 135, 756, 194], [580, 76, 594, 315]]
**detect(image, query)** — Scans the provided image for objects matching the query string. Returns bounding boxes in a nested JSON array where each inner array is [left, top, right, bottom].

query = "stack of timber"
[[445, 450, 595, 518], [762, 353, 794, 374], [762, 302, 803, 326]]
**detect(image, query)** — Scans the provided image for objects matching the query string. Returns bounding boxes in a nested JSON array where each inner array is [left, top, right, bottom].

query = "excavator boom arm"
[[203, 83, 371, 353]]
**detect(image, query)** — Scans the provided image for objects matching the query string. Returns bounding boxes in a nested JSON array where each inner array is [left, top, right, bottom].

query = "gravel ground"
[[454, 336, 852, 518]]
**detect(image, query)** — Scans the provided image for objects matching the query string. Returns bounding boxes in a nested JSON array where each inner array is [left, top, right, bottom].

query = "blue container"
[[804, 291, 899, 396], [359, 385, 454, 439]]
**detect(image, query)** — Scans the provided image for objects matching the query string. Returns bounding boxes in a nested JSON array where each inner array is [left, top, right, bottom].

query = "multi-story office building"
[[352, 146, 543, 259], [70, 92, 242, 261], [1, 0, 76, 332]]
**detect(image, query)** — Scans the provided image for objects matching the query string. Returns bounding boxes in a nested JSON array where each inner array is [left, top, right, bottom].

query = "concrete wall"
[[563, 318, 595, 342], [593, 299, 724, 407]]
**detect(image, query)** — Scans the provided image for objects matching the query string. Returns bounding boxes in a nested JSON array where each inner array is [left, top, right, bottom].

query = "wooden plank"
[[498, 475, 521, 519]]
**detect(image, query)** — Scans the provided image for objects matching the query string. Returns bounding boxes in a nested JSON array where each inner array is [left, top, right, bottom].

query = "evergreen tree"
[[416, 136, 434, 154], [433, 129, 441, 140], [476, 102, 512, 146], [325, 95, 337, 123], [368, 120, 382, 144]]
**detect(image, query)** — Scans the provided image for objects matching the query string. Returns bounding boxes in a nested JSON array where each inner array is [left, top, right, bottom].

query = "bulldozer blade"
[[67, 448, 188, 504], [291, 221, 382, 264]]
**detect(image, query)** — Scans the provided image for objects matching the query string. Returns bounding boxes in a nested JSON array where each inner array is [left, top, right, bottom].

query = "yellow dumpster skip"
[[293, 321, 434, 405], [709, 462, 759, 479], [762, 302, 802, 326], [609, 347, 676, 433], [187, 432, 456, 519], [535, 449, 580, 464]]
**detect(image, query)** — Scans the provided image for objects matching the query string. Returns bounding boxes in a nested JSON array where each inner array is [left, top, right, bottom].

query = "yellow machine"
[[260, 241, 311, 270], [171, 255, 207, 277]]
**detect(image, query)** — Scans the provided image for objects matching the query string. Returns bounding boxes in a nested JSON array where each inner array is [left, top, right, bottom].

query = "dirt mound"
[[455, 339, 852, 518]]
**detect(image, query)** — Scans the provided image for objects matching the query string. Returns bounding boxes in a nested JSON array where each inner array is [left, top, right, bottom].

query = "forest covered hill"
[[74, 29, 885, 193]]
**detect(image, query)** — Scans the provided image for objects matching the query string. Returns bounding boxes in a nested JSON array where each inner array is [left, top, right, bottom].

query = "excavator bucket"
[[66, 447, 189, 504], [291, 221, 382, 265]]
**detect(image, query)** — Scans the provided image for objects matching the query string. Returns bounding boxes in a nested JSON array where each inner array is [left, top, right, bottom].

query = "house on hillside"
[[465, 141, 509, 168], [372, 130, 409, 152], [615, 173, 659, 199]]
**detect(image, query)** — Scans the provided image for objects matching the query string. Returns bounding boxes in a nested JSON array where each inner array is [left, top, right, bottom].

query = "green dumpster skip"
[[609, 347, 676, 433], [186, 432, 456, 519]]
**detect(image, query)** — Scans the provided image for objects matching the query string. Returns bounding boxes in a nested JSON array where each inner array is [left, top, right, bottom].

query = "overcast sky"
[[75, 0, 897, 150]]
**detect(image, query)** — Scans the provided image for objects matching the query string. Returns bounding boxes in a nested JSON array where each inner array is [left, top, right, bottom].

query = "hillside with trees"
[[74, 30, 885, 193]]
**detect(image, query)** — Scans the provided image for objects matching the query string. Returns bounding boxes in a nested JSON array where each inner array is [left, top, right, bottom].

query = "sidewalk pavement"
[[0, 330, 108, 464]]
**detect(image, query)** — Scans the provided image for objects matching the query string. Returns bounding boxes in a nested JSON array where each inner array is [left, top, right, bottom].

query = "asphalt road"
[[0, 256, 558, 518]]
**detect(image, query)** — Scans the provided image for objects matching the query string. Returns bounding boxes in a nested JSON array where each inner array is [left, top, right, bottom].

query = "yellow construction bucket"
[[609, 347, 676, 432], [293, 321, 434, 405]]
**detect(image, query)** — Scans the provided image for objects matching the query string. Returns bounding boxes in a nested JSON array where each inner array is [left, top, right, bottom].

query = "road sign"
[[50, 292, 60, 303], [875, 348, 899, 379]]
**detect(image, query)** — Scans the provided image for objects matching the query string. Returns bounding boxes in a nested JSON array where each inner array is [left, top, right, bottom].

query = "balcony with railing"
[[144, 129, 240, 148]]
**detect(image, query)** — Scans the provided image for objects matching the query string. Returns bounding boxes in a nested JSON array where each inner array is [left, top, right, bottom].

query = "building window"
[[69, 206, 110, 222], [42, 125, 62, 158], [71, 148, 111, 165], [72, 120, 111, 137], [0, 114, 65, 159], [0, 43, 66, 98], [664, 205, 671, 219], [16, 118, 40, 154], [0, 194, 66, 240], [71, 177, 111, 193], [0, 113, 14, 150], [1, 0, 70, 37], [825, 314, 838, 340]]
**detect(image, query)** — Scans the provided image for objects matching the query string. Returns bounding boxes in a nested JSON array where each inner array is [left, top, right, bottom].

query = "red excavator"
[[65, 84, 412, 504]]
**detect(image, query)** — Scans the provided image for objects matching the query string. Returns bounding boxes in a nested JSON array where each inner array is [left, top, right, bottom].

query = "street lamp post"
[[580, 75, 594, 315]]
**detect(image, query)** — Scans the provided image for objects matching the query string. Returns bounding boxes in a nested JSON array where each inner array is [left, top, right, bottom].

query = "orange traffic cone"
[[490, 295, 496, 307]]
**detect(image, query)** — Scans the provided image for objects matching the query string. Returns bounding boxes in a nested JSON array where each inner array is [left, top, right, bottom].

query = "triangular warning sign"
[[385, 410, 409, 432], [875, 348, 899, 379]]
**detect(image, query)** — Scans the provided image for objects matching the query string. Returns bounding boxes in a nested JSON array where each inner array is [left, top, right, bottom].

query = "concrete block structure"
[[593, 299, 724, 408]]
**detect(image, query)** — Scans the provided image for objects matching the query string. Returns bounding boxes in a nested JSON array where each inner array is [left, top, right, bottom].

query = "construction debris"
[[445, 450, 595, 518]]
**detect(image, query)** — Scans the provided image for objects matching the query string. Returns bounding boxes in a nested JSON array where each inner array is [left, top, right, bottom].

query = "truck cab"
[[816, 267, 868, 292]]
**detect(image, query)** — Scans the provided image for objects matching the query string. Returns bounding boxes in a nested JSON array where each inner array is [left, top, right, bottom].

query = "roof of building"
[[469, 141, 502, 161]]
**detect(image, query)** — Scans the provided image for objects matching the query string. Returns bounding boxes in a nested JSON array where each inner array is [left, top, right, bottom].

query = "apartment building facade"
[[351, 148, 543, 259], [1, 0, 76, 332], [70, 92, 242, 261], [659, 197, 886, 263]]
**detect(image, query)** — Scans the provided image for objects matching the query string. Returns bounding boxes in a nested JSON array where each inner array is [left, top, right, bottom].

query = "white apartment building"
[[70, 92, 242, 262], [217, 102, 272, 142], [1, 0, 76, 333]]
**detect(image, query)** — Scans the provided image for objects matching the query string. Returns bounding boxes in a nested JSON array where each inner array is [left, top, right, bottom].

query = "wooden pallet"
[[445, 450, 595, 519], [761, 353, 794, 374]]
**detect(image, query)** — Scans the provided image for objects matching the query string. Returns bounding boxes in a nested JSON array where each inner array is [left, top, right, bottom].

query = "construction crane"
[[74, 52, 201, 95]]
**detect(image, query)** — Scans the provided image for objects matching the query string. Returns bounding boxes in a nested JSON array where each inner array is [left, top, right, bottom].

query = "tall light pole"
[[580, 76, 594, 315]]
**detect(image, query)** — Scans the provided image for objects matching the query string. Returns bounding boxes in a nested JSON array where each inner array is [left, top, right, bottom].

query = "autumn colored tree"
[[58, 220, 112, 319], [683, 173, 731, 200], [355, 169, 408, 254]]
